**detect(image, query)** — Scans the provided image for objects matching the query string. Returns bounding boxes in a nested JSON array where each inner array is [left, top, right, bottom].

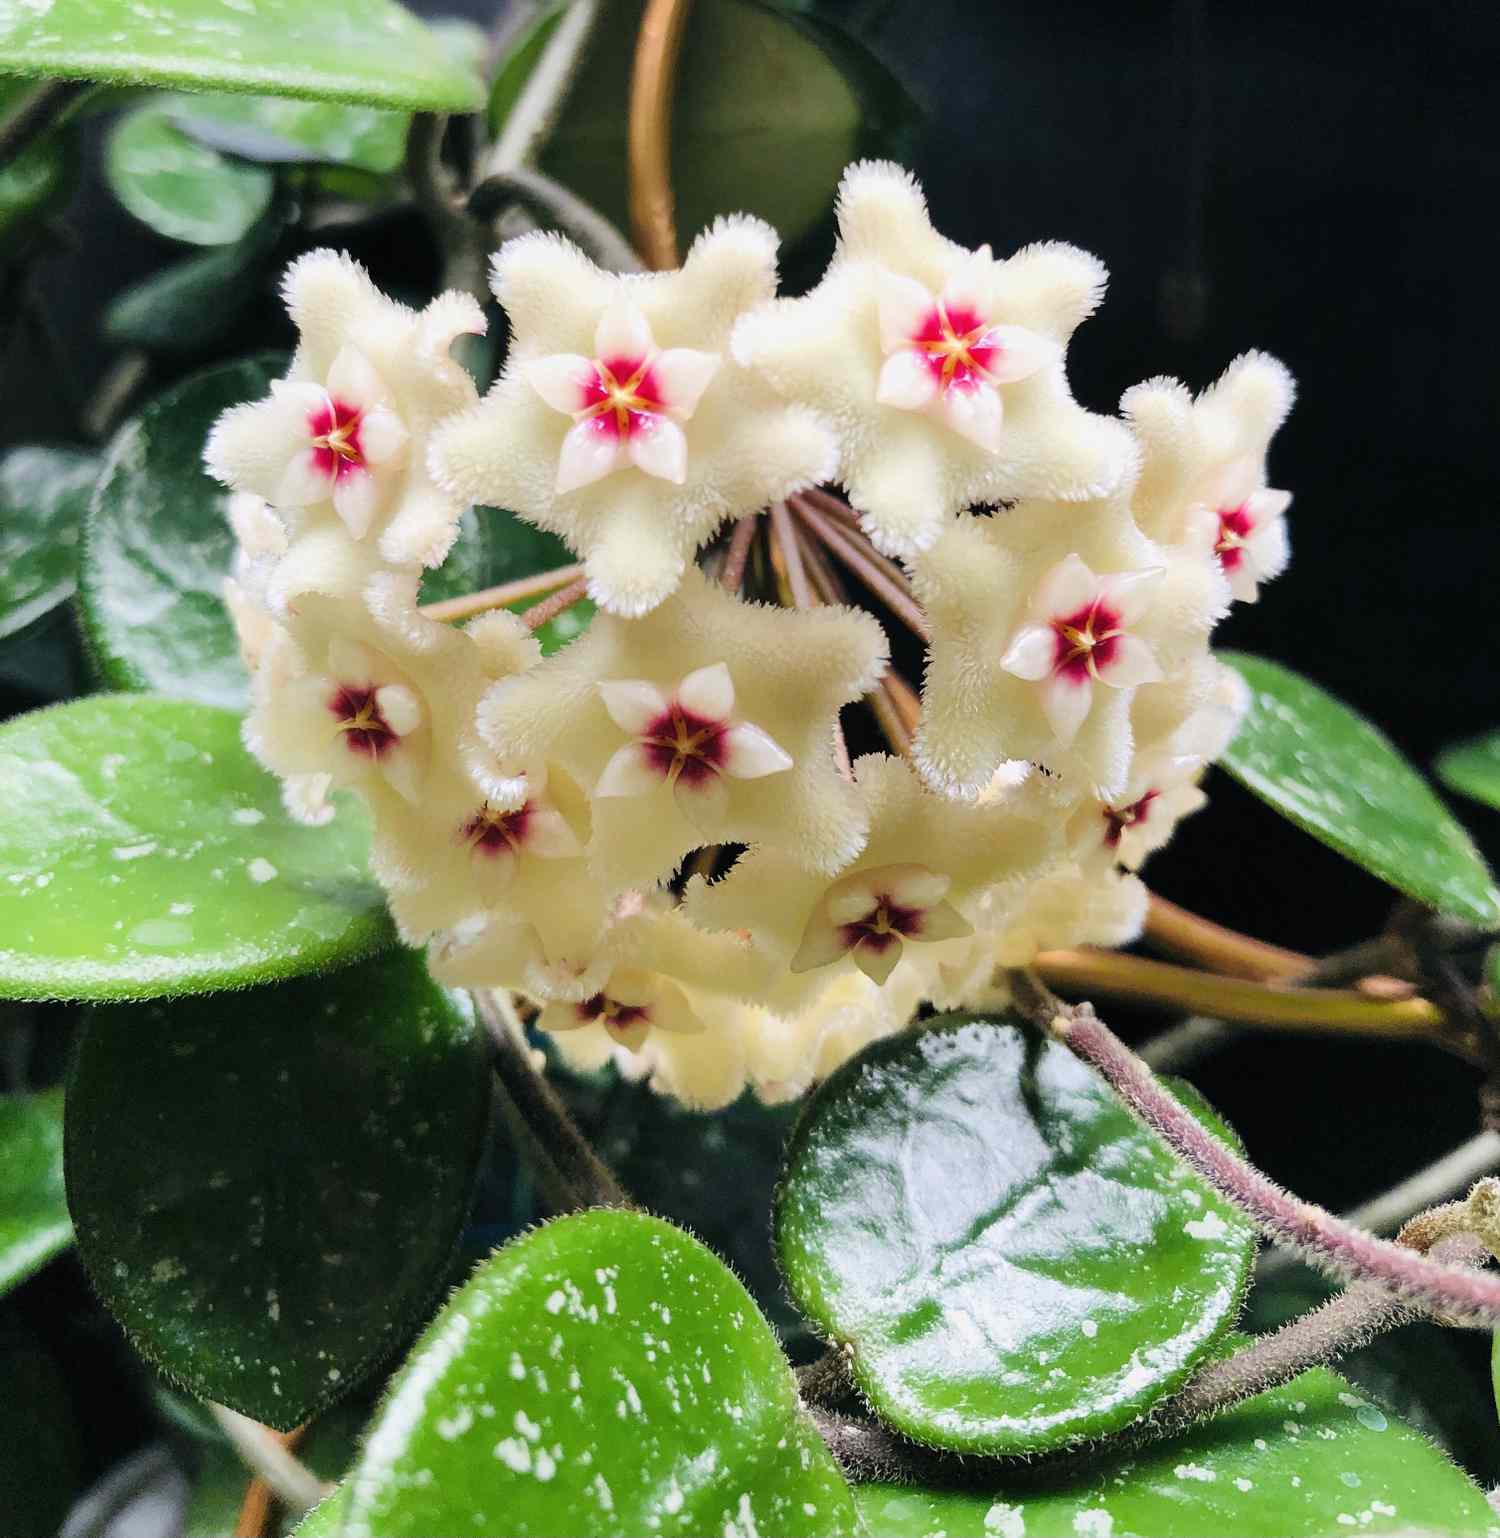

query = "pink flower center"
[[308, 397, 365, 481], [640, 703, 728, 787], [577, 355, 666, 441], [1214, 504, 1255, 572], [577, 993, 652, 1042], [840, 893, 926, 957], [462, 801, 534, 857], [1102, 789, 1160, 848], [328, 685, 393, 758], [1051, 598, 1125, 682], [910, 301, 997, 395]]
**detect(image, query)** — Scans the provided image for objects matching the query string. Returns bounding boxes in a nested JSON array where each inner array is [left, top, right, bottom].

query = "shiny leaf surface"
[[1220, 652, 1500, 926], [0, 1087, 71, 1297], [67, 951, 490, 1428], [0, 445, 98, 642], [775, 1015, 1256, 1454], [344, 1210, 860, 1536], [0, 695, 389, 1000]]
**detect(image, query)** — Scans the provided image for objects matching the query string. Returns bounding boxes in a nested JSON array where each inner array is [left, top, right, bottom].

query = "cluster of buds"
[[206, 162, 1293, 1109]]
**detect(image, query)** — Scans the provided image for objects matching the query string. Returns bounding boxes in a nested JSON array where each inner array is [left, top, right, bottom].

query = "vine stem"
[[521, 575, 590, 631], [207, 1407, 326, 1528], [1143, 893, 1309, 981], [791, 495, 930, 639], [420, 562, 585, 624], [719, 513, 759, 592], [628, 0, 694, 268], [1008, 970, 1500, 1324]]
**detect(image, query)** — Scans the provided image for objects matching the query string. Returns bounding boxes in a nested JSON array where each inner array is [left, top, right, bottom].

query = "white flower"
[[538, 964, 701, 1055], [1122, 351, 1295, 601], [205, 251, 483, 567], [993, 864, 1149, 966], [428, 220, 837, 616], [732, 161, 1131, 557], [1066, 750, 1207, 871]]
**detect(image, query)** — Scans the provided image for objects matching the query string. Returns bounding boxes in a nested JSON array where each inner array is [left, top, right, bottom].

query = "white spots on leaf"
[[112, 840, 157, 861], [1183, 1210, 1230, 1241], [984, 1500, 1026, 1537], [544, 1289, 566, 1314], [247, 857, 278, 883], [150, 1257, 185, 1283], [663, 1481, 684, 1515], [494, 1436, 531, 1472], [513, 1409, 541, 1442], [1073, 1510, 1112, 1537], [435, 1405, 473, 1441], [509, 1351, 526, 1380], [231, 807, 265, 825], [1080, 1318, 1098, 1338], [1234, 1477, 1253, 1492], [1173, 1463, 1215, 1482]]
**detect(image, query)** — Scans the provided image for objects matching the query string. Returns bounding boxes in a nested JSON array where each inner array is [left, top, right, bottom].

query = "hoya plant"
[[3, 2, 1500, 1535]]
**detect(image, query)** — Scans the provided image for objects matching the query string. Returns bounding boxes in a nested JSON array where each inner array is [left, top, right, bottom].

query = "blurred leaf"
[[0, 0, 485, 112], [0, 1086, 71, 1297], [107, 99, 275, 245], [342, 1210, 860, 1536], [1220, 652, 1500, 927], [775, 1015, 1255, 1455], [291, 1484, 353, 1536], [67, 951, 489, 1428], [854, 1365, 1492, 1535], [0, 604, 86, 708], [0, 79, 77, 252], [0, 695, 390, 1001], [0, 1322, 82, 1538], [0, 444, 98, 642], [487, 2, 565, 137], [168, 92, 407, 172], [1437, 730, 1500, 814]]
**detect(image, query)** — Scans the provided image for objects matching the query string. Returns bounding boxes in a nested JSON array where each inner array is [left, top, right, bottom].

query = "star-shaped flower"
[[992, 863, 1148, 966], [477, 566, 887, 891], [1122, 350, 1295, 602], [731, 161, 1132, 557], [427, 219, 838, 616], [205, 250, 483, 567], [1066, 750, 1208, 872]]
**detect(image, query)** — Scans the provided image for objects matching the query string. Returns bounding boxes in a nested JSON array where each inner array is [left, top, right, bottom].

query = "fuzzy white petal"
[[525, 353, 598, 415], [653, 349, 721, 419], [982, 324, 1062, 384], [595, 742, 660, 798], [1034, 553, 1098, 618], [626, 415, 688, 484], [671, 767, 729, 830], [876, 349, 940, 411], [332, 469, 378, 539], [852, 936, 903, 985], [374, 683, 423, 737], [1098, 565, 1165, 625], [598, 679, 670, 733], [676, 661, 735, 721], [1040, 673, 1093, 745], [876, 270, 935, 352], [358, 404, 408, 468], [556, 417, 627, 494], [276, 448, 331, 508], [326, 344, 386, 409], [721, 721, 793, 780], [935, 381, 1003, 451], [1000, 624, 1056, 681], [594, 299, 653, 362], [1100, 634, 1163, 689]]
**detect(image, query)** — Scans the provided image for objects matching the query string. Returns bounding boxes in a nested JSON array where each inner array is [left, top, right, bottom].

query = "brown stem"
[[627, 0, 693, 269], [791, 495, 930, 640], [770, 500, 814, 609], [1143, 893, 1310, 981], [719, 513, 759, 593], [420, 562, 586, 624], [522, 575, 590, 631]]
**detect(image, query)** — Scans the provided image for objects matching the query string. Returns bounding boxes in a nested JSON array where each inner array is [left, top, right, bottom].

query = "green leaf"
[[0, 445, 98, 642], [67, 949, 489, 1428], [853, 1366, 1492, 1536], [1437, 730, 1500, 814], [0, 1087, 71, 1297], [538, 0, 916, 247], [168, 92, 407, 172], [107, 100, 274, 245], [0, 694, 390, 1001], [344, 1209, 860, 1536], [0, 0, 485, 112], [487, 2, 565, 137], [1220, 651, 1500, 927], [291, 1484, 354, 1537], [775, 1015, 1256, 1455], [0, 79, 76, 251], [0, 1323, 82, 1538], [80, 355, 284, 709]]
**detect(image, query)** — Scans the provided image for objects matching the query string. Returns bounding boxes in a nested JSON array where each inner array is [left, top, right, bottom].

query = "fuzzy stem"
[[208, 1407, 326, 1519], [719, 513, 759, 592], [420, 562, 585, 624], [796, 1347, 854, 1408], [474, 989, 629, 1210], [1011, 973, 1500, 1323], [791, 495, 930, 639], [807, 1408, 943, 1486], [521, 575, 590, 631]]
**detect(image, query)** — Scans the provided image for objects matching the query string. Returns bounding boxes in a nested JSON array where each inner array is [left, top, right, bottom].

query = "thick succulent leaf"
[[0, 445, 98, 642], [0, 695, 390, 1000], [66, 950, 490, 1428], [80, 355, 281, 708], [775, 1015, 1256, 1455], [1437, 730, 1500, 814], [107, 100, 274, 245], [0, 1324, 82, 1538], [0, 0, 485, 112], [344, 1209, 860, 1537], [1220, 652, 1500, 927], [0, 1087, 71, 1297], [853, 1366, 1492, 1536]]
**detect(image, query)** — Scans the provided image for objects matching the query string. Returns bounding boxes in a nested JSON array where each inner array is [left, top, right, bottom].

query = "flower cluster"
[[207, 162, 1293, 1109]]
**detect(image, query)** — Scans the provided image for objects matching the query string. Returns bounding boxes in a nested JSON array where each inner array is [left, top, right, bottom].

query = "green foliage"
[[0, 1087, 71, 1297], [343, 1210, 860, 1537], [0, 78, 77, 253], [1437, 730, 1500, 813], [775, 1016, 1255, 1454], [0, 0, 485, 112], [167, 91, 407, 173], [0, 1323, 82, 1538], [0, 695, 390, 1000], [853, 1366, 1492, 1535], [1220, 652, 1500, 927], [66, 950, 490, 1427], [0, 445, 98, 642]]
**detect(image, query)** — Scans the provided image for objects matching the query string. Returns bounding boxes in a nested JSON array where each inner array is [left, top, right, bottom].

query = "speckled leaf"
[[344, 1210, 861, 1537], [0, 1087, 71, 1297], [0, 0, 484, 112], [291, 1484, 353, 1537], [0, 695, 390, 1000], [854, 1366, 1491, 1537], [775, 1015, 1256, 1455], [79, 355, 282, 709], [1437, 730, 1500, 814], [107, 101, 274, 245], [1220, 652, 1500, 926], [66, 950, 490, 1429], [0, 445, 99, 642]]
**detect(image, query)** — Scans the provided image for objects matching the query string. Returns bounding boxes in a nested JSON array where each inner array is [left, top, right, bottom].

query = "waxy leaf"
[[67, 949, 490, 1428], [1220, 652, 1500, 926], [854, 1367, 1491, 1536], [0, 0, 484, 113], [1437, 730, 1500, 814], [0, 1087, 71, 1297], [775, 1015, 1256, 1455], [0, 695, 390, 1000], [108, 101, 274, 245], [345, 1209, 860, 1537], [0, 445, 98, 642]]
